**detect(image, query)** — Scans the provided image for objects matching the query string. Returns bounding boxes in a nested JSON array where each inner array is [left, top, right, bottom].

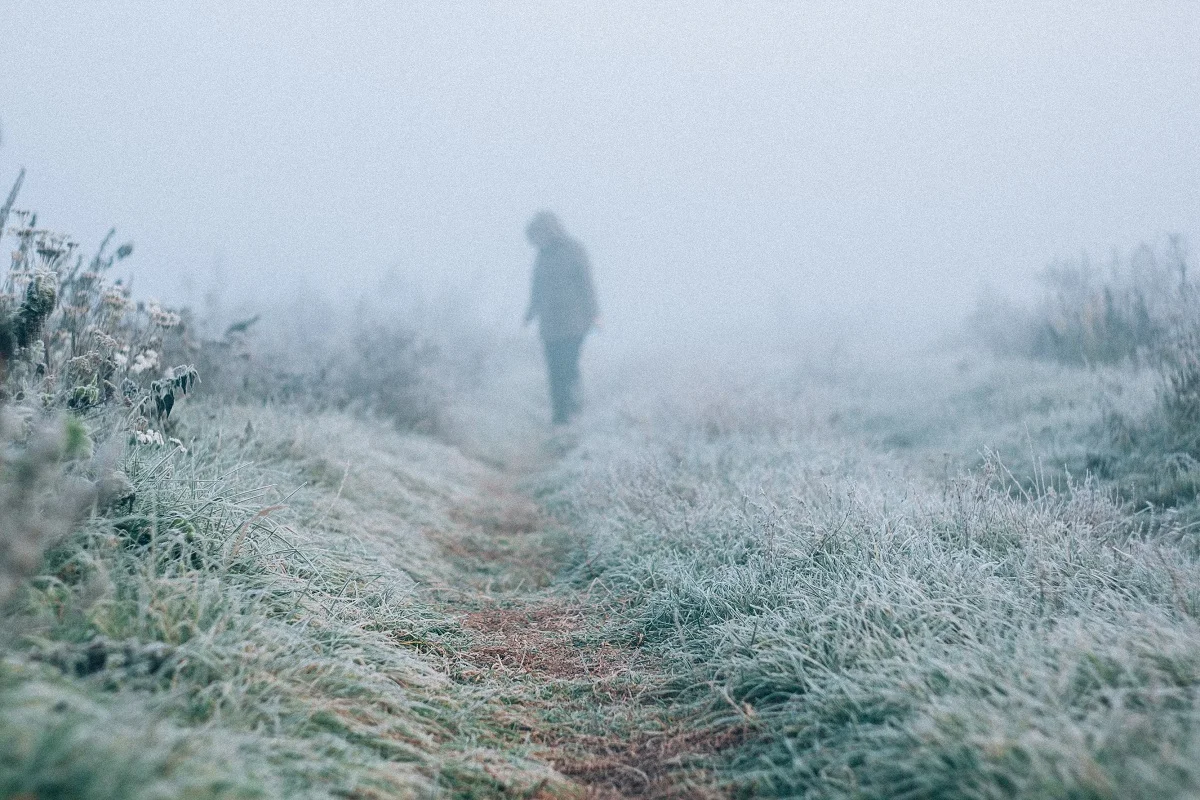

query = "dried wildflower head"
[[101, 287, 130, 312], [149, 306, 182, 329], [93, 332, 119, 351], [0, 198, 201, 434], [66, 354, 96, 376], [132, 428, 165, 446], [130, 349, 159, 375]]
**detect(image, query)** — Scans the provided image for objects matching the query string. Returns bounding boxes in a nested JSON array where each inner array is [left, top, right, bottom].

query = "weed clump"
[[0, 203, 198, 432], [206, 288, 494, 437], [970, 236, 1191, 365], [1064, 293, 1200, 516], [0, 170, 202, 607], [0, 412, 94, 606], [244, 315, 444, 433]]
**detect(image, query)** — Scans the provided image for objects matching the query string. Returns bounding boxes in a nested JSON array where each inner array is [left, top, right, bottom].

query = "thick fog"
[[3, 2, 1199, 353]]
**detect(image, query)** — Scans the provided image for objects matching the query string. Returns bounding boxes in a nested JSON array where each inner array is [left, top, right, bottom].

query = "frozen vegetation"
[[547, 356, 1200, 797], [5, 174, 1200, 799]]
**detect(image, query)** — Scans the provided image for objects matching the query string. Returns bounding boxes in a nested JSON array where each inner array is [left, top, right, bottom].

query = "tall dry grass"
[[970, 236, 1192, 366]]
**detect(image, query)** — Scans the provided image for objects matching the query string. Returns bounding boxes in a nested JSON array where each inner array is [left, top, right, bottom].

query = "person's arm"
[[523, 259, 542, 326]]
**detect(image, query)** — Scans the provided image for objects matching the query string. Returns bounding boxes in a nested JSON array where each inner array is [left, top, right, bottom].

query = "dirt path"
[[428, 463, 734, 799]]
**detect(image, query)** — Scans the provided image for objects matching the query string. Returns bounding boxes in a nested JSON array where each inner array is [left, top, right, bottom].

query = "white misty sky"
[[2, 1, 1199, 348]]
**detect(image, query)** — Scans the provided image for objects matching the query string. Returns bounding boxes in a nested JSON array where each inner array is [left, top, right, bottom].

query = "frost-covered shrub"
[[970, 237, 1192, 365], [0, 178, 199, 440], [0, 169, 198, 606]]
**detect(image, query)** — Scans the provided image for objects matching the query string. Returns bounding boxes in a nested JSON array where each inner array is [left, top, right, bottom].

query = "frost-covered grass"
[[6, 160, 1200, 798], [7, 338, 1200, 798], [2, 402, 566, 799], [548, 355, 1200, 798]]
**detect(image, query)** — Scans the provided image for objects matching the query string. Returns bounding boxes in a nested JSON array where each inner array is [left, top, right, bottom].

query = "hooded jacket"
[[525, 235, 598, 341]]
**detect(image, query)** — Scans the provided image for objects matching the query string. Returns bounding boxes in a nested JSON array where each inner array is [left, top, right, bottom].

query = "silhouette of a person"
[[523, 211, 599, 424]]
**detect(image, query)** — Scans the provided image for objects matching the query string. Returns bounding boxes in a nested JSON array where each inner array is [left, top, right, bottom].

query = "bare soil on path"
[[427, 457, 734, 799]]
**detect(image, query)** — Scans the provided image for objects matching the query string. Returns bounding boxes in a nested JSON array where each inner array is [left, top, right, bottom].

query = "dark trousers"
[[542, 334, 585, 424]]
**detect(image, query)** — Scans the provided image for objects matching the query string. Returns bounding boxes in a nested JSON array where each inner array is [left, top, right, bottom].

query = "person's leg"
[[542, 337, 571, 424], [563, 334, 585, 417]]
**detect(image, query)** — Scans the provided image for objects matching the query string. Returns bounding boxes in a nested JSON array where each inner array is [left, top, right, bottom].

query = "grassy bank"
[[2, 401, 570, 799], [544, 356, 1200, 798]]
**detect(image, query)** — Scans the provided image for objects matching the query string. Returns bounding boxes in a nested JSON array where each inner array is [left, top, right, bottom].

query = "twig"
[[0, 167, 25, 234]]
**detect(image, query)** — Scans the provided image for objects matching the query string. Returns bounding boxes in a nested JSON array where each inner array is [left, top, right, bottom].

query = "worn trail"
[[426, 457, 730, 799]]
